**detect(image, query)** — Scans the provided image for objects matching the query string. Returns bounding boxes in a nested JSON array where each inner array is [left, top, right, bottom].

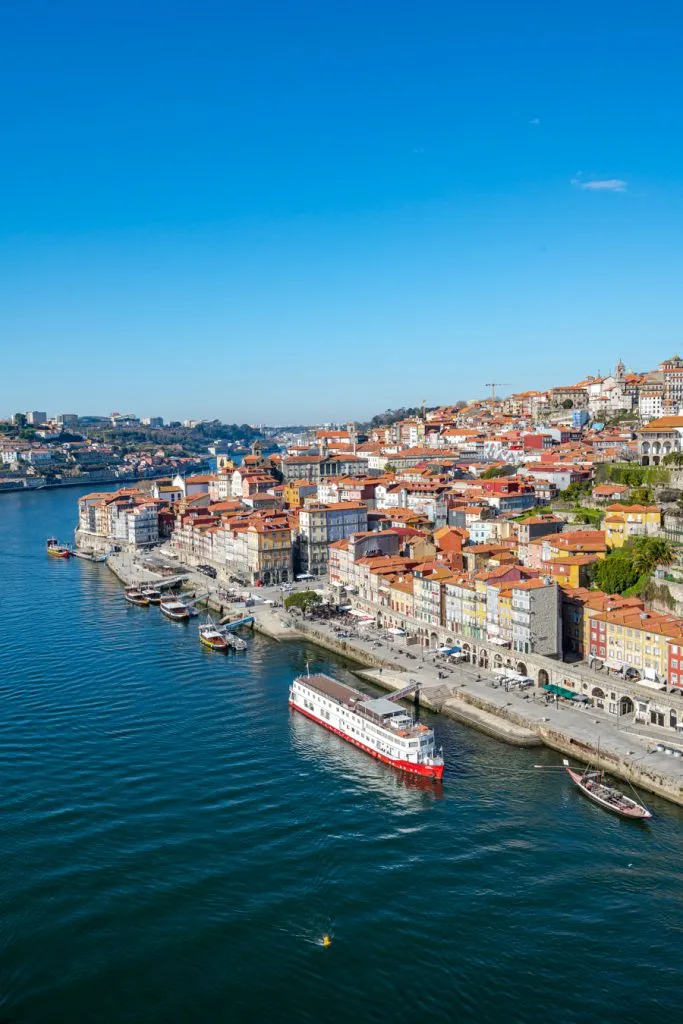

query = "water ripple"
[[2, 488, 683, 1023]]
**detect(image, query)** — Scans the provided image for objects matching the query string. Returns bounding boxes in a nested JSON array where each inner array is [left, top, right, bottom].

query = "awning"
[[387, 627, 406, 635], [488, 637, 511, 646], [543, 683, 576, 700], [349, 609, 374, 620], [572, 694, 590, 703], [438, 645, 461, 654], [296, 573, 315, 580]]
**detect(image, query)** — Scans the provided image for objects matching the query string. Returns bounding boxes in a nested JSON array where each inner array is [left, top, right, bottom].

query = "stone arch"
[[592, 687, 606, 699], [538, 668, 550, 687], [493, 653, 503, 668], [376, 612, 383, 628], [516, 662, 528, 677], [430, 631, 439, 649], [619, 695, 634, 716], [446, 638, 454, 646], [478, 649, 489, 668]]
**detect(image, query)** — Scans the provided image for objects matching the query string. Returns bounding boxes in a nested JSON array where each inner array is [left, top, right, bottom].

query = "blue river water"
[[1, 486, 683, 1023]]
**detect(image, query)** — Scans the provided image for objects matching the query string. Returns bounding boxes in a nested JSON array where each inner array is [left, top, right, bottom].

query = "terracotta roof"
[[639, 417, 683, 432]]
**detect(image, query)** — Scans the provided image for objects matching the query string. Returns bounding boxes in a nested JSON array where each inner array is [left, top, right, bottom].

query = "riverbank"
[[282, 617, 683, 807], [101, 548, 683, 807], [0, 468, 208, 495]]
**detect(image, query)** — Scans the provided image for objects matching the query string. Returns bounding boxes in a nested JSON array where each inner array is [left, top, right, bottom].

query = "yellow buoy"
[[322, 935, 332, 947]]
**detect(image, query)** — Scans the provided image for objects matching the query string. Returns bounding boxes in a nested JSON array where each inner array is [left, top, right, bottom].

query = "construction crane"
[[484, 382, 509, 402]]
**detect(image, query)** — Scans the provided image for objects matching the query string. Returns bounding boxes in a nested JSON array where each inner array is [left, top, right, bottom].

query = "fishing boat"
[[563, 759, 652, 820], [46, 537, 71, 558], [142, 588, 162, 604], [160, 598, 191, 621], [289, 671, 444, 780], [124, 589, 150, 606], [199, 622, 229, 652]]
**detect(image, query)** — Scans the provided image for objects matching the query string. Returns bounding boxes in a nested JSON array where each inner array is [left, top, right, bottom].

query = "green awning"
[[543, 683, 576, 700]]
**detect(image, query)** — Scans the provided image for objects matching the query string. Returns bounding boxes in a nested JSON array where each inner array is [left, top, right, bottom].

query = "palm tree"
[[631, 537, 674, 576]]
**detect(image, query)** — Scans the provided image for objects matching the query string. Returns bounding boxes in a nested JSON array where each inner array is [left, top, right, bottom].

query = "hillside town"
[[65, 355, 683, 721], [0, 410, 271, 491]]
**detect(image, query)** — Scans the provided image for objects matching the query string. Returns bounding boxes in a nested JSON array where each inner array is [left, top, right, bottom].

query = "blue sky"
[[1, 0, 682, 424]]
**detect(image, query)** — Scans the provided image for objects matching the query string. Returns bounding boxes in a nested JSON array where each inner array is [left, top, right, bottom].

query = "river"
[[1, 486, 683, 1023]]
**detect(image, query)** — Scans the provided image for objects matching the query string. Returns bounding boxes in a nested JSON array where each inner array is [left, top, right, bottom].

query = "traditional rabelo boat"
[[563, 759, 652, 821]]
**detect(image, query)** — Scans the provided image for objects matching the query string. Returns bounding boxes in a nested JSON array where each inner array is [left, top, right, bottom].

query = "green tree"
[[480, 464, 515, 479], [629, 486, 653, 504], [284, 590, 322, 612], [572, 507, 604, 526], [630, 537, 674, 576], [562, 481, 591, 502], [663, 451, 683, 467], [594, 553, 640, 594]]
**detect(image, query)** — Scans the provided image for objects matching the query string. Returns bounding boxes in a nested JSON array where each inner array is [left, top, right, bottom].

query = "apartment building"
[[298, 502, 368, 576], [510, 579, 561, 656], [589, 607, 683, 683], [560, 588, 644, 660], [603, 504, 661, 548]]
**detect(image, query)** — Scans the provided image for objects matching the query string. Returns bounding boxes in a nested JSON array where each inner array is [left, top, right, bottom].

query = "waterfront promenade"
[[104, 548, 683, 806]]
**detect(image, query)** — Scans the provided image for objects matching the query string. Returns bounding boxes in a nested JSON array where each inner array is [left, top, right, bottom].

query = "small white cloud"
[[529, 117, 540, 125], [571, 177, 627, 192]]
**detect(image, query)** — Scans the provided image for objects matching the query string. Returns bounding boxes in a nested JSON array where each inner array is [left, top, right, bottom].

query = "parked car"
[[197, 564, 217, 579]]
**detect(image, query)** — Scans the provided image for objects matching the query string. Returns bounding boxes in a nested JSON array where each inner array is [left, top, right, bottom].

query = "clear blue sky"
[[1, 0, 682, 424]]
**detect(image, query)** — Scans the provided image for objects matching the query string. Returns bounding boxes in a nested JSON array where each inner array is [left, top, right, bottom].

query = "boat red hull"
[[290, 700, 444, 780]]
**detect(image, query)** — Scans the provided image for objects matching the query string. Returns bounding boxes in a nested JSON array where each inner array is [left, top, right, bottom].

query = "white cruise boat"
[[160, 599, 190, 621], [289, 672, 444, 780]]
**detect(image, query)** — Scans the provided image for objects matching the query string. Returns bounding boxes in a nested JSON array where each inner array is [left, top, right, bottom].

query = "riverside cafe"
[[492, 668, 534, 689]]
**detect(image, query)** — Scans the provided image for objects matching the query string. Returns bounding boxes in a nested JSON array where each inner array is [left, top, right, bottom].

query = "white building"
[[125, 504, 160, 547]]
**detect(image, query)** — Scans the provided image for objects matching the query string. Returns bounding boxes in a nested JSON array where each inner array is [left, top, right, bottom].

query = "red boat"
[[46, 537, 71, 558], [289, 672, 444, 780], [563, 760, 652, 820]]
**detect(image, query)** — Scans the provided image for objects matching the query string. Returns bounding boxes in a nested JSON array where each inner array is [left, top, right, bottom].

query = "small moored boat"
[[142, 588, 162, 604], [227, 634, 248, 651], [160, 599, 191, 621], [46, 537, 71, 558], [563, 760, 652, 820], [124, 589, 150, 606], [199, 622, 229, 651]]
